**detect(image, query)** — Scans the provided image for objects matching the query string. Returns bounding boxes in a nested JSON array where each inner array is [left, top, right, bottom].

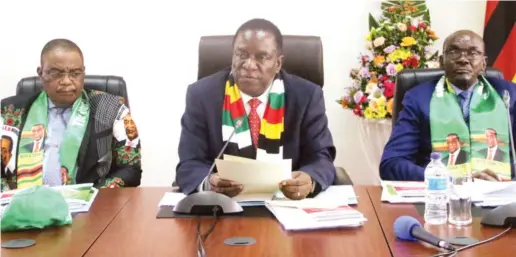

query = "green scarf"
[[16, 91, 90, 188], [430, 75, 511, 180]]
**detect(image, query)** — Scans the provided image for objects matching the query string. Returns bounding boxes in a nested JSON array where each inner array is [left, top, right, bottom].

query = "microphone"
[[394, 216, 456, 251], [173, 120, 244, 215], [204, 120, 243, 191]]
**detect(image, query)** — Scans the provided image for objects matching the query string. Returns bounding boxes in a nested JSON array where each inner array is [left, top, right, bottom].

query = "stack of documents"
[[381, 180, 516, 207], [1, 183, 99, 215], [159, 185, 358, 208], [381, 181, 426, 203], [265, 199, 367, 231]]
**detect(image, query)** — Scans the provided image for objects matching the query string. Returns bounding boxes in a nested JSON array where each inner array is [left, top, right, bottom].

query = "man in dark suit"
[[380, 30, 516, 182], [175, 18, 336, 199], [477, 128, 506, 162], [442, 133, 467, 166], [23, 124, 45, 153], [1, 39, 142, 190]]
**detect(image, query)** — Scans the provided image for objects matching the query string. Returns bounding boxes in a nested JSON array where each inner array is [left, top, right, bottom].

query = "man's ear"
[[37, 67, 43, 77], [438, 55, 444, 68], [276, 55, 284, 73]]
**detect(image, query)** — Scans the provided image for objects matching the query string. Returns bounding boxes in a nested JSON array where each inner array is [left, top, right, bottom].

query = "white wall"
[[0, 0, 487, 186]]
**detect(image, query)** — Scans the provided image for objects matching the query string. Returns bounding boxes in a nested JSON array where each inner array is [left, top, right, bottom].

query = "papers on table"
[[159, 185, 358, 208], [265, 201, 367, 231], [381, 181, 426, 203], [381, 180, 516, 207], [1, 183, 99, 215]]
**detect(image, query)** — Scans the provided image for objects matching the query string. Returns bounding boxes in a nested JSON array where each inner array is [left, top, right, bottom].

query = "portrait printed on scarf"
[[1, 125, 20, 174], [470, 127, 511, 180], [442, 133, 468, 167], [22, 124, 46, 153], [113, 106, 140, 148]]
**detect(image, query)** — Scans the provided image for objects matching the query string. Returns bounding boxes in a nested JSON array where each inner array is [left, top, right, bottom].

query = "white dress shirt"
[[448, 148, 460, 165], [239, 86, 270, 119], [487, 146, 498, 160]]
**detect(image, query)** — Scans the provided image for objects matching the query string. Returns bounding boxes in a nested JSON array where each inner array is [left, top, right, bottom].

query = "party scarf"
[[15, 91, 90, 188], [222, 75, 285, 160], [430, 75, 511, 180]]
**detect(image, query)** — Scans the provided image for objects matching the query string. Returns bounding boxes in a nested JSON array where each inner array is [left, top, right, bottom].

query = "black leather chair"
[[392, 68, 504, 127], [198, 35, 324, 87], [16, 75, 130, 108], [194, 35, 352, 186]]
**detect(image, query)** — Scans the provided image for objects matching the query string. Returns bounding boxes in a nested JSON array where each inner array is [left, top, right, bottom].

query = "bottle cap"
[[430, 152, 441, 160]]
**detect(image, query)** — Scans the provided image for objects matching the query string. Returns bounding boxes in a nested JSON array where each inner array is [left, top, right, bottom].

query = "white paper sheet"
[[215, 156, 291, 195]]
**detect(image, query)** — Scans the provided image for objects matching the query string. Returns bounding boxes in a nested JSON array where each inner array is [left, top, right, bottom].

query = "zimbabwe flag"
[[483, 1, 516, 82]]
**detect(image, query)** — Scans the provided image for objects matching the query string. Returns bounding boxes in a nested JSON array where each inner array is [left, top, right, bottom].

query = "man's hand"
[[473, 169, 500, 181], [209, 174, 243, 197], [279, 171, 313, 200]]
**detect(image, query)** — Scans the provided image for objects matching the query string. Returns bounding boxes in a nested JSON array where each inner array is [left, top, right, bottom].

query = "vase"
[[355, 116, 392, 185]]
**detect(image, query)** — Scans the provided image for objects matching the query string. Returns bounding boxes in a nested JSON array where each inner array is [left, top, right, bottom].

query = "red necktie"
[[448, 153, 454, 166], [248, 98, 261, 148]]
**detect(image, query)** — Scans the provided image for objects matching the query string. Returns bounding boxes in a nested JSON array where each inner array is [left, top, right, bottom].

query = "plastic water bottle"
[[424, 152, 449, 225]]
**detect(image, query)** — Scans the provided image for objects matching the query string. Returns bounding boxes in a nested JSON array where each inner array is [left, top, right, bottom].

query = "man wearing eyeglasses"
[[0, 39, 143, 190], [380, 30, 516, 182]]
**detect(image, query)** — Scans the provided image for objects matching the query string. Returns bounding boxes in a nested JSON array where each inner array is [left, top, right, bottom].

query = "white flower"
[[365, 82, 378, 94], [373, 37, 386, 47], [425, 61, 440, 69], [397, 23, 407, 32], [365, 41, 373, 50]]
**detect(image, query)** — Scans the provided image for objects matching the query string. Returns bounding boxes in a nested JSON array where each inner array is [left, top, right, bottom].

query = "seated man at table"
[[380, 30, 516, 182], [0, 39, 143, 190], [175, 18, 336, 199]]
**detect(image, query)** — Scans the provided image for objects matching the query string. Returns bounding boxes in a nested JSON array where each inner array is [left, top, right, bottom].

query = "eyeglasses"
[[44, 69, 84, 80], [444, 49, 484, 60]]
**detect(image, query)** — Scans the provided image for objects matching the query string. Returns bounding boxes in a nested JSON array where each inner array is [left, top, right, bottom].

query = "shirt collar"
[[450, 81, 476, 96], [240, 83, 271, 105]]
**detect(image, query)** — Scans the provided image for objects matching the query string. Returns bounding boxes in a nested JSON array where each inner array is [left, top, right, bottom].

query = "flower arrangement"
[[338, 0, 440, 120]]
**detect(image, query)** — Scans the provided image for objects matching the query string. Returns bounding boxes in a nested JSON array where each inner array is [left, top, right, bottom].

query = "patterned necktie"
[[248, 98, 261, 148], [448, 153, 454, 166], [458, 91, 471, 121]]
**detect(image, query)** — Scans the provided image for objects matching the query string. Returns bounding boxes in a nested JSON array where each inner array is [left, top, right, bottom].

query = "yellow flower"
[[366, 32, 372, 41], [400, 37, 417, 47], [373, 56, 385, 67], [376, 96, 387, 106], [376, 106, 388, 119], [364, 107, 374, 119], [387, 99, 394, 115], [395, 63, 404, 72], [388, 48, 412, 61]]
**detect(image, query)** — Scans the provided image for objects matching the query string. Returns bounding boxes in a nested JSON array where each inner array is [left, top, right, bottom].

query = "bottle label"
[[427, 177, 448, 191]]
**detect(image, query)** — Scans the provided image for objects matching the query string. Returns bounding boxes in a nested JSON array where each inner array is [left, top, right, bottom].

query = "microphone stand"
[[503, 90, 516, 175]]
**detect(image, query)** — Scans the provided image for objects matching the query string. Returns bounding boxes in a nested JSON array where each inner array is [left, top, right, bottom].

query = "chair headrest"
[[198, 35, 324, 87], [16, 75, 130, 107], [392, 67, 504, 126]]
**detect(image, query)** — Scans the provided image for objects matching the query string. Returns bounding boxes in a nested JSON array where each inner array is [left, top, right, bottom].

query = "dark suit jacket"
[[477, 147, 506, 162], [1, 90, 143, 189], [380, 77, 516, 181], [442, 149, 467, 166], [176, 68, 336, 194]]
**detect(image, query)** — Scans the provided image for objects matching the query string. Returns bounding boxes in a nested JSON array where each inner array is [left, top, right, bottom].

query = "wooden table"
[[84, 187, 392, 257], [367, 186, 516, 257], [1, 188, 135, 257]]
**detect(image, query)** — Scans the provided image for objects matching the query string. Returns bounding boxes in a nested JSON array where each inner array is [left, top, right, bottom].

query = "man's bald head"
[[443, 30, 485, 53], [440, 30, 487, 90], [40, 38, 83, 65]]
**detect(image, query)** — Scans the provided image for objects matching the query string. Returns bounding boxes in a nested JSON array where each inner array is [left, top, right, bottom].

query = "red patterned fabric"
[[248, 98, 261, 148]]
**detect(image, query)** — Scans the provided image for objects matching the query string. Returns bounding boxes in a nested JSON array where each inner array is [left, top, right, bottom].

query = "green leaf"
[[424, 9, 431, 23], [369, 13, 380, 30]]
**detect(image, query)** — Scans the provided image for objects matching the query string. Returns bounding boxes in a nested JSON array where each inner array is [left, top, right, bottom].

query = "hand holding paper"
[[215, 155, 291, 200], [279, 171, 313, 200], [209, 174, 243, 197]]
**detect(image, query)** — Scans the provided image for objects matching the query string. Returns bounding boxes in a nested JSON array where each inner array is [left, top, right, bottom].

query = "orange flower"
[[370, 74, 379, 84], [373, 56, 385, 67], [427, 29, 439, 40], [341, 97, 349, 108], [387, 99, 394, 115]]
